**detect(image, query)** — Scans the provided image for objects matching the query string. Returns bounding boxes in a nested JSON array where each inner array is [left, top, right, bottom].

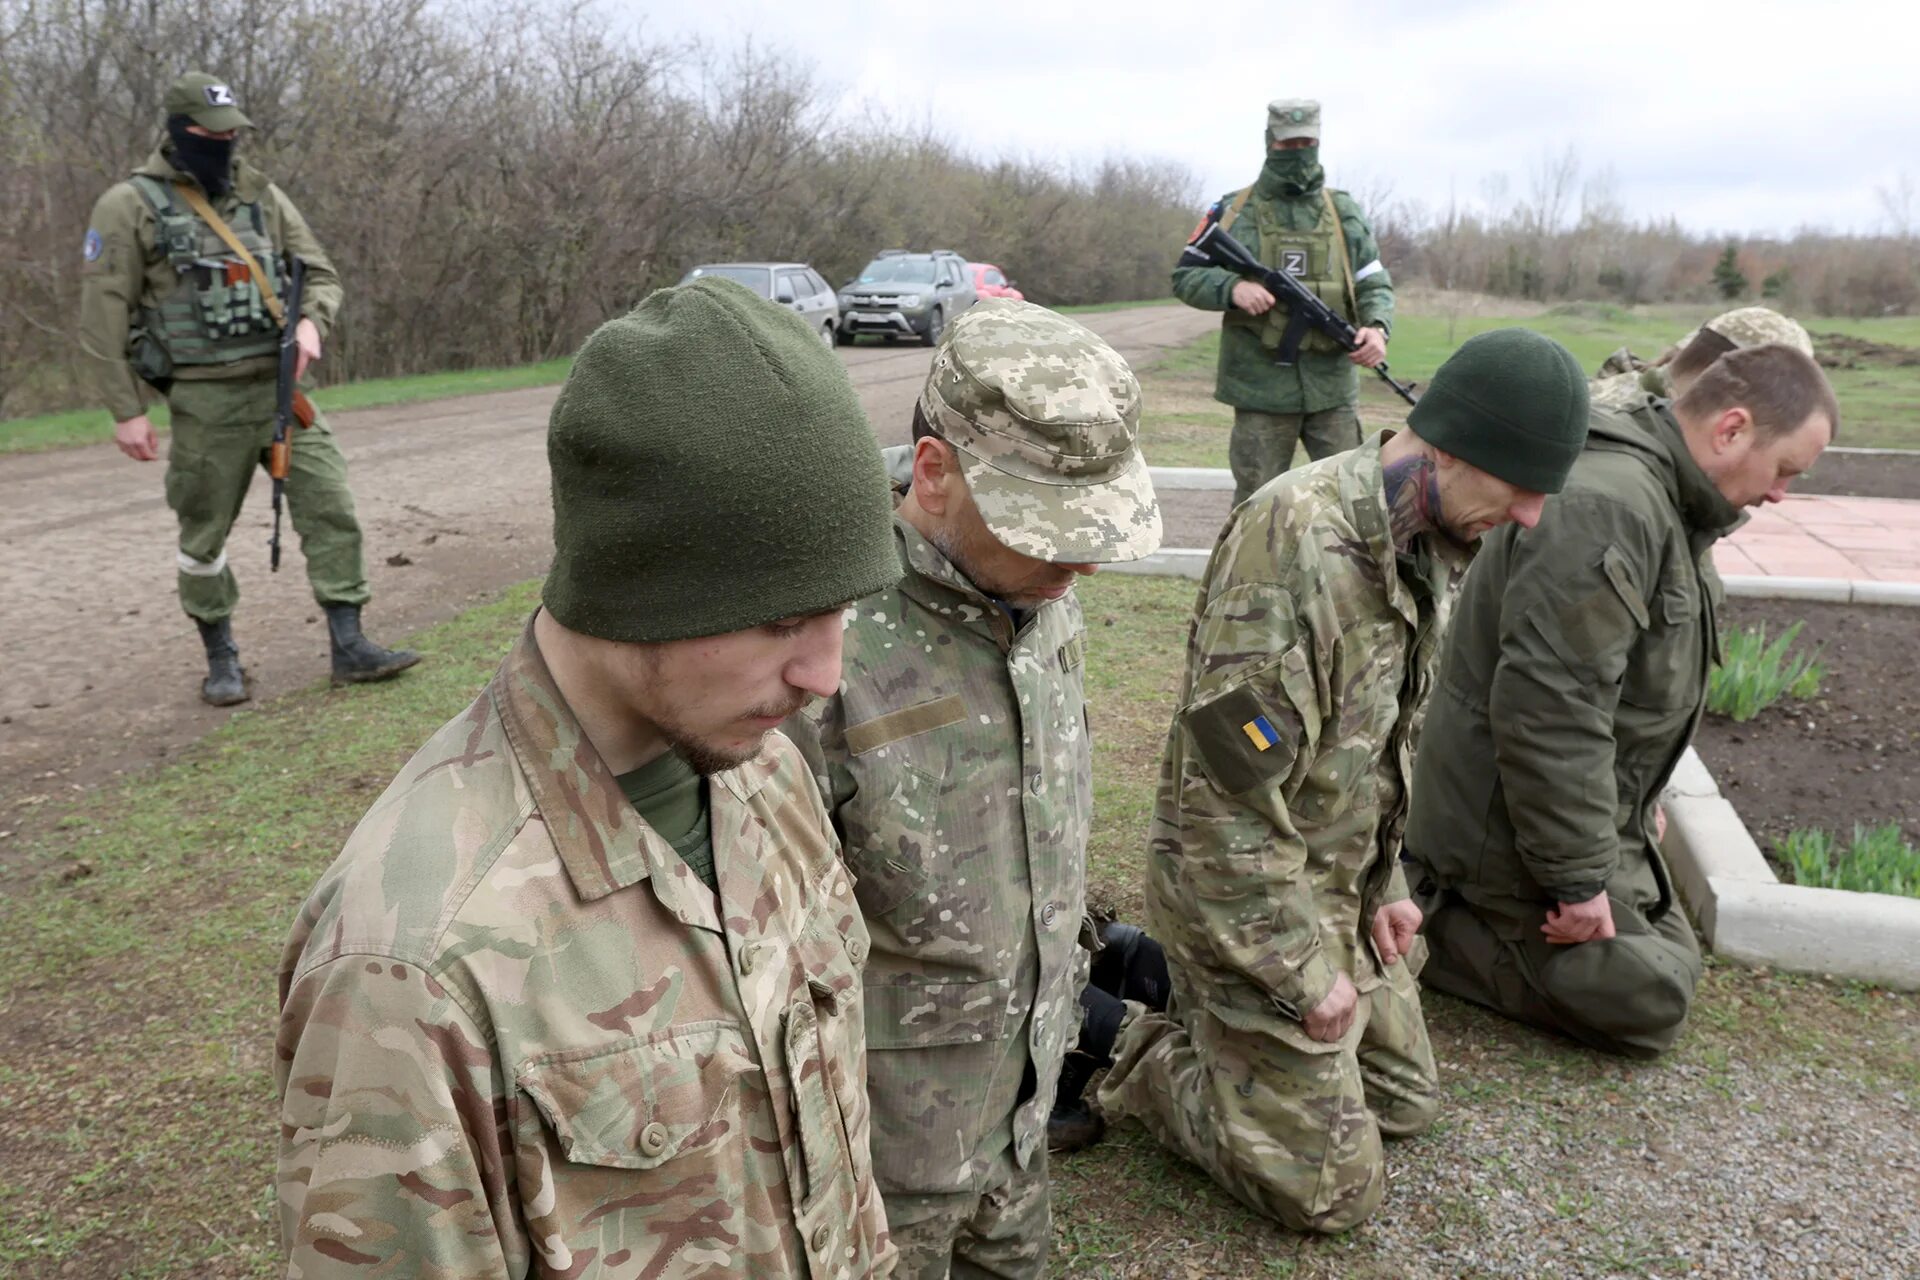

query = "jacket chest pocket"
[[1620, 573, 1703, 715], [786, 923, 874, 1278], [840, 695, 966, 917], [514, 1022, 761, 1275]]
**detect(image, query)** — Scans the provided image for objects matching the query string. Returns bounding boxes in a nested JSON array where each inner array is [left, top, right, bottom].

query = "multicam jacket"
[[275, 619, 893, 1279], [1145, 435, 1469, 1022], [1589, 349, 1675, 414], [786, 517, 1093, 1195]]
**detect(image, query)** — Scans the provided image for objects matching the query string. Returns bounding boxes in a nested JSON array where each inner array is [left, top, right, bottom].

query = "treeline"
[[0, 0, 1197, 417], [1356, 148, 1920, 317]]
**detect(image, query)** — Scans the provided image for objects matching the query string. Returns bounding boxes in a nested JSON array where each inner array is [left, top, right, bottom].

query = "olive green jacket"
[[1173, 184, 1394, 415], [1406, 397, 1740, 917], [78, 147, 343, 421]]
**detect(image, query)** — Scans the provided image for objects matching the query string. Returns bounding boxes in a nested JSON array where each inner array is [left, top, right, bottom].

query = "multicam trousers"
[[882, 1141, 1051, 1280]]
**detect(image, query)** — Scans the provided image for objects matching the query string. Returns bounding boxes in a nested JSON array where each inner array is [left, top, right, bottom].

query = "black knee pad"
[[1090, 922, 1172, 1011]]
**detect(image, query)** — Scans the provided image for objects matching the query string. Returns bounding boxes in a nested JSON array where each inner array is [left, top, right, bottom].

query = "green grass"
[[1779, 824, 1920, 898], [1705, 621, 1826, 721], [0, 357, 573, 455]]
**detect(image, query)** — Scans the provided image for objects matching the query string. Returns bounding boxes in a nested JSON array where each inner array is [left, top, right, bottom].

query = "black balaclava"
[[165, 114, 236, 197]]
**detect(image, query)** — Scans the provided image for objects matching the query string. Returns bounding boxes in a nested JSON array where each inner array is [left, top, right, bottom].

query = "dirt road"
[[0, 305, 1215, 803]]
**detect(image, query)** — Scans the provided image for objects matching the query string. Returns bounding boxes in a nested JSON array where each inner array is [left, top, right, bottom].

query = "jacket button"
[[739, 946, 757, 975], [847, 937, 868, 964], [811, 1224, 831, 1251], [638, 1122, 669, 1156], [1028, 774, 1044, 795], [1040, 902, 1058, 928]]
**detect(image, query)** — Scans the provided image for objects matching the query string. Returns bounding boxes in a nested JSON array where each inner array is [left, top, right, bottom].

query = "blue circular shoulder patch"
[[83, 229, 104, 262]]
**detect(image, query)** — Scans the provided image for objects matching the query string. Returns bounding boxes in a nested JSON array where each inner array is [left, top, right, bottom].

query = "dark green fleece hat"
[[1407, 328, 1589, 494], [542, 276, 900, 642]]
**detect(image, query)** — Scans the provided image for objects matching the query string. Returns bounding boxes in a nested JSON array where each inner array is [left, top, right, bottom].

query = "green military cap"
[[164, 71, 252, 132], [919, 299, 1162, 564], [1266, 97, 1320, 143]]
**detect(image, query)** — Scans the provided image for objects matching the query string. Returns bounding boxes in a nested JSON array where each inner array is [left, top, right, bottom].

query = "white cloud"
[[634, 0, 1920, 236]]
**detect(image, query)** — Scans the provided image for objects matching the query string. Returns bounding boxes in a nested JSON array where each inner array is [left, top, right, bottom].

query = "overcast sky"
[[635, 0, 1916, 238]]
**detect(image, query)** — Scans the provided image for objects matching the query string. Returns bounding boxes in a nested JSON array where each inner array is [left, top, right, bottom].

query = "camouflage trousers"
[[882, 1142, 1050, 1280], [1413, 876, 1702, 1060], [164, 377, 369, 623], [1228, 405, 1361, 507], [1096, 953, 1436, 1234]]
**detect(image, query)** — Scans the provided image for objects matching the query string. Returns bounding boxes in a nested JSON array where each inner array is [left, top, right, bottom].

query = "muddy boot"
[[195, 618, 250, 707], [323, 604, 422, 685], [1049, 984, 1126, 1154]]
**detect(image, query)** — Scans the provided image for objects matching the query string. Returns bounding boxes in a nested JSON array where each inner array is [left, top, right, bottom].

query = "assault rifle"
[[1181, 202, 1418, 406], [269, 255, 316, 571]]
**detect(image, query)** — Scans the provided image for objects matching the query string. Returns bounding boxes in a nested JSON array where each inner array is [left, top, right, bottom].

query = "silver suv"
[[837, 250, 978, 346], [677, 262, 841, 343]]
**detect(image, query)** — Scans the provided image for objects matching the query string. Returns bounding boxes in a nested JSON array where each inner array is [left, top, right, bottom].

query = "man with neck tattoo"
[[276, 279, 899, 1277], [785, 300, 1161, 1279], [1095, 329, 1590, 1233], [78, 71, 416, 707], [1174, 98, 1396, 507]]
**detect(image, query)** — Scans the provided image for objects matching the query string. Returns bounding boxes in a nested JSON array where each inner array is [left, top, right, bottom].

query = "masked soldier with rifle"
[[78, 71, 418, 706], [1176, 98, 1397, 507]]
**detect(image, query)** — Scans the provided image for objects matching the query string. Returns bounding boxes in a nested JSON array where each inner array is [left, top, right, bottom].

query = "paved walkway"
[[1716, 494, 1920, 583]]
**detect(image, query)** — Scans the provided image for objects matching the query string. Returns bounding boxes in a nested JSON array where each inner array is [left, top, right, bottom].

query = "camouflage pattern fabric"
[[1684, 305, 1815, 359], [1227, 406, 1361, 508], [1266, 97, 1321, 144], [919, 299, 1162, 564], [1097, 434, 1459, 1231], [276, 618, 894, 1278], [785, 517, 1093, 1251], [1591, 306, 1815, 413], [882, 1145, 1051, 1280], [1590, 362, 1674, 413]]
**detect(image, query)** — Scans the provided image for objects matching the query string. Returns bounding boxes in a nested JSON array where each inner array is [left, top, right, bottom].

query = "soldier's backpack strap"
[[1323, 188, 1359, 319], [172, 181, 286, 329], [1217, 184, 1257, 235]]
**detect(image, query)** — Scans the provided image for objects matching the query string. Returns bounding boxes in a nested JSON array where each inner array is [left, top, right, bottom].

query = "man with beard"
[[1175, 97, 1395, 506], [1097, 330, 1591, 1233], [276, 278, 900, 1277], [1405, 343, 1838, 1059], [78, 70, 416, 706], [785, 300, 1162, 1278]]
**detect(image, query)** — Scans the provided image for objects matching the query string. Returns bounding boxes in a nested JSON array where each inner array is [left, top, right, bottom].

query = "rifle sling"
[[173, 182, 287, 329]]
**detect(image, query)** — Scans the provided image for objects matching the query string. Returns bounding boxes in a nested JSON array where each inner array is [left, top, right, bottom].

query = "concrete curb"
[[1661, 748, 1920, 990]]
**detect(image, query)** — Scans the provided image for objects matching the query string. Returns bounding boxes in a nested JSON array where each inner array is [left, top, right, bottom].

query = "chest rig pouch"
[[1223, 187, 1358, 357], [131, 174, 284, 367]]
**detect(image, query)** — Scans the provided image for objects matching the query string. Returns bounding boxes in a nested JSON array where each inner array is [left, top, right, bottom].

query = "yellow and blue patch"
[[1240, 715, 1281, 751]]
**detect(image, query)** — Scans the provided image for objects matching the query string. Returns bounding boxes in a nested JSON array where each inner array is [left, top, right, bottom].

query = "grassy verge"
[[1779, 823, 1920, 897], [2, 571, 1915, 1276], [1705, 621, 1825, 721]]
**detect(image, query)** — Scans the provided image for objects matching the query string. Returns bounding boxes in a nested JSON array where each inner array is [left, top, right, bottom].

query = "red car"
[[969, 262, 1023, 301]]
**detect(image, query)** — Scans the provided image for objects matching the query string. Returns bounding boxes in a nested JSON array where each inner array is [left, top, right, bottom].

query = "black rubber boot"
[[323, 604, 422, 685], [1090, 921, 1172, 1011], [194, 618, 250, 706], [1049, 984, 1127, 1154]]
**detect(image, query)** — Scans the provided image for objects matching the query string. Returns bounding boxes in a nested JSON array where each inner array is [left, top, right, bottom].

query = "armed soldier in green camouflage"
[[276, 279, 900, 1278], [77, 71, 416, 705], [1097, 330, 1591, 1233], [1589, 305, 1814, 411], [786, 300, 1161, 1278], [1175, 98, 1396, 506]]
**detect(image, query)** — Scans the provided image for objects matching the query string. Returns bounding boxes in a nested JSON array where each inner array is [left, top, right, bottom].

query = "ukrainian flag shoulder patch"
[[1241, 715, 1280, 751]]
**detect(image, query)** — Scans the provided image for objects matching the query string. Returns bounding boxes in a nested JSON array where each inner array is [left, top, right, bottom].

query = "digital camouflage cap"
[[919, 299, 1162, 564], [1697, 306, 1814, 356], [1267, 98, 1321, 144], [164, 71, 252, 131]]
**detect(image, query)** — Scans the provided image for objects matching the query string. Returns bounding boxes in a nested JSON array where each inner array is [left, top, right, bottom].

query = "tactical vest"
[[1222, 185, 1358, 357], [130, 174, 284, 367]]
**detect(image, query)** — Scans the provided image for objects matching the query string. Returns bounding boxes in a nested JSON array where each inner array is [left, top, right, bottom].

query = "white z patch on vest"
[[1354, 259, 1386, 282]]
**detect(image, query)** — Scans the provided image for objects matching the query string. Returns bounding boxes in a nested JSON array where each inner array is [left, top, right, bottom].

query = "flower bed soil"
[[1796, 448, 1920, 500], [1691, 598, 1919, 879]]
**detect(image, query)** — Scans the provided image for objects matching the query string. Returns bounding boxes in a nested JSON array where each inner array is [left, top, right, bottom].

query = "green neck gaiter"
[[616, 750, 716, 891], [1257, 146, 1324, 198]]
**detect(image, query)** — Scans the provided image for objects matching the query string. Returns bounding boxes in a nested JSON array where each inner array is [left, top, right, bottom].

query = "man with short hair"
[[78, 71, 416, 705], [1406, 343, 1839, 1059], [1098, 329, 1592, 1233], [1175, 98, 1395, 506], [276, 278, 899, 1277], [786, 299, 1161, 1279], [1590, 305, 1814, 411]]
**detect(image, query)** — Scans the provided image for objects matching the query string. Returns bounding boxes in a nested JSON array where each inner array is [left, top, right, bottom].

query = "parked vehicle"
[[837, 250, 977, 346], [677, 262, 840, 343], [969, 262, 1023, 301]]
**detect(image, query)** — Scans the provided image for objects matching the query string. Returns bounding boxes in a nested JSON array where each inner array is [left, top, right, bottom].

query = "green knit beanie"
[[1406, 328, 1589, 494], [542, 277, 900, 642]]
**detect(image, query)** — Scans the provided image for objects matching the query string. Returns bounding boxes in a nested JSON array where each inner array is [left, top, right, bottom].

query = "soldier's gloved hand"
[[115, 414, 159, 462], [1230, 280, 1277, 316], [1370, 899, 1422, 966], [1302, 971, 1357, 1043], [294, 316, 323, 382], [1348, 326, 1388, 368], [1541, 891, 1617, 945]]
